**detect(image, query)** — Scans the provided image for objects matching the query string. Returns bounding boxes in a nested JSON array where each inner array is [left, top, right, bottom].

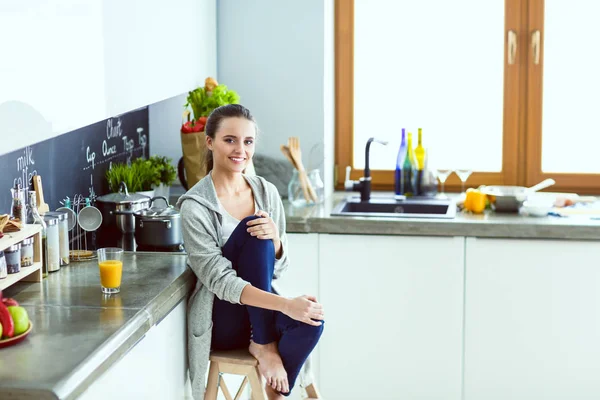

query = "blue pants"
[[212, 215, 324, 395]]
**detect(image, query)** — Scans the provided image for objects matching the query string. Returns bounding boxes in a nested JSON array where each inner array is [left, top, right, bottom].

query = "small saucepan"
[[133, 196, 183, 247], [480, 179, 556, 212], [96, 182, 152, 233]]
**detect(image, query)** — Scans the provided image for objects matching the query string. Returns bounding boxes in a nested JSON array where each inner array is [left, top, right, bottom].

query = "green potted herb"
[[148, 155, 177, 200], [105, 159, 160, 197]]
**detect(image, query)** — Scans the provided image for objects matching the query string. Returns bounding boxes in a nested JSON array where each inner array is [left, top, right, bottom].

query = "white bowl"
[[521, 199, 554, 217]]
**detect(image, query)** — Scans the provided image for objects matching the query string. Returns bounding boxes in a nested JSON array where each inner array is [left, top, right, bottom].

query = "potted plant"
[[148, 155, 177, 200], [179, 77, 247, 189], [106, 159, 160, 198]]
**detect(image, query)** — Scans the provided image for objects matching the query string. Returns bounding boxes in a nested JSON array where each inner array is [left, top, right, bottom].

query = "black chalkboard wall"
[[0, 107, 149, 212]]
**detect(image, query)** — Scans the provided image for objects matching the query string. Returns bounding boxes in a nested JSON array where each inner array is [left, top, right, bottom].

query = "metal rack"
[[60, 194, 99, 262]]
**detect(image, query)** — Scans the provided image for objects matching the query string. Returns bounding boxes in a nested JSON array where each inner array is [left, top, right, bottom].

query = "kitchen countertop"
[[283, 192, 600, 240], [0, 252, 194, 400]]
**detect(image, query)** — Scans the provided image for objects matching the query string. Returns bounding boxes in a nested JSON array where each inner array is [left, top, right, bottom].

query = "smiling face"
[[206, 117, 256, 174]]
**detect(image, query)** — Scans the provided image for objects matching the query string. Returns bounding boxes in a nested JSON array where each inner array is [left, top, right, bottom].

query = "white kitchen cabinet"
[[276, 233, 321, 400], [318, 234, 464, 400], [81, 299, 188, 400], [276, 233, 320, 298], [464, 237, 600, 400]]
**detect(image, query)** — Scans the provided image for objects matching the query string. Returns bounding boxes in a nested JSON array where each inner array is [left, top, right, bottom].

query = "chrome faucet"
[[344, 137, 388, 202]]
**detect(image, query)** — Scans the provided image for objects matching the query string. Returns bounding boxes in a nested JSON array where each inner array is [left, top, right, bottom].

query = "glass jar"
[[43, 215, 60, 272], [45, 211, 69, 266], [0, 251, 7, 279], [11, 184, 26, 224], [5, 244, 21, 274], [20, 236, 34, 267], [288, 169, 325, 207], [307, 169, 325, 203]]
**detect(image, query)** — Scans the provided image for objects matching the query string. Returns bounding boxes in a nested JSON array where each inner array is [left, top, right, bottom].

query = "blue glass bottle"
[[394, 129, 407, 197]]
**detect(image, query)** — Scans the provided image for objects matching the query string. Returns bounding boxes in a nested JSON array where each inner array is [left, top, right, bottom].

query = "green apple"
[[7, 306, 28, 336], [0, 321, 2, 338]]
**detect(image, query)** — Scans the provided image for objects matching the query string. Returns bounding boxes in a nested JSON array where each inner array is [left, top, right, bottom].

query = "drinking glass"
[[97, 248, 124, 294], [435, 169, 453, 199], [455, 169, 473, 193]]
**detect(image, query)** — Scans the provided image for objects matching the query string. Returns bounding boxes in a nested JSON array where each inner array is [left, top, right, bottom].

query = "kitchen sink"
[[330, 196, 457, 219]]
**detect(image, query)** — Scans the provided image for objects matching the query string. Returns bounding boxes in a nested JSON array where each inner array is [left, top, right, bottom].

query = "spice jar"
[[11, 184, 26, 224], [5, 244, 21, 274], [43, 215, 60, 272], [45, 211, 69, 266], [20, 236, 34, 267], [0, 251, 7, 279]]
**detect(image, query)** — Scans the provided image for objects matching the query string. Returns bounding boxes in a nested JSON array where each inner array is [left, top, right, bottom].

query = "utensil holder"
[[288, 169, 324, 207]]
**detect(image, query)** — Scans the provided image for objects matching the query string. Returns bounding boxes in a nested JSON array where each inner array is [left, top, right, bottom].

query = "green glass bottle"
[[414, 128, 427, 195], [402, 132, 417, 196]]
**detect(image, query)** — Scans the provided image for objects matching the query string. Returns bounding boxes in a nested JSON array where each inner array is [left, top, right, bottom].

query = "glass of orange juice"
[[97, 248, 124, 294]]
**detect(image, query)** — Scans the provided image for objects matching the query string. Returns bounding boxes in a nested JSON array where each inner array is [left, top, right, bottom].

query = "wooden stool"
[[204, 348, 266, 400], [204, 348, 321, 400]]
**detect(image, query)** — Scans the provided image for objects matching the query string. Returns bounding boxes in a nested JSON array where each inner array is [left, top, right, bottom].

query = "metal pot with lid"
[[96, 182, 152, 233], [134, 196, 183, 248]]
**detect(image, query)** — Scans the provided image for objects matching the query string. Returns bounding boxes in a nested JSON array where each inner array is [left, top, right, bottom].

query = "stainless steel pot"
[[96, 182, 152, 233], [133, 196, 183, 247]]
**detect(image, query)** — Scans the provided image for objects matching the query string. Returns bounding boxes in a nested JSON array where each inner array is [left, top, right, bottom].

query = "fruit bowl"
[[0, 322, 33, 349]]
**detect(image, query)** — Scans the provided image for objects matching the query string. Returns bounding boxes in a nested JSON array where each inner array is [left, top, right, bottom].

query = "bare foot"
[[249, 340, 289, 394], [265, 383, 286, 400]]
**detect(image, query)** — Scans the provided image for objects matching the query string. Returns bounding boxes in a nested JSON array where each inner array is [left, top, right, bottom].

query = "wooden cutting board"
[[32, 175, 50, 215]]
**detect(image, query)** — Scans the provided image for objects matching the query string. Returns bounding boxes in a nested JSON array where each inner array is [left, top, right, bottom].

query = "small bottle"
[[0, 251, 7, 279], [415, 128, 426, 170], [413, 128, 426, 196], [394, 129, 407, 198], [28, 191, 48, 277], [402, 132, 418, 197]]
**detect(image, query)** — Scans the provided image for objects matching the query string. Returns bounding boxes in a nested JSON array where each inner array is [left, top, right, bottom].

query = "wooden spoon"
[[280, 145, 298, 169]]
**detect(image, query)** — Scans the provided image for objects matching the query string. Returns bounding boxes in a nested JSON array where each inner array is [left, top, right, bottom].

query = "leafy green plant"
[[148, 155, 177, 186], [106, 159, 161, 193], [185, 83, 240, 120], [132, 158, 161, 190]]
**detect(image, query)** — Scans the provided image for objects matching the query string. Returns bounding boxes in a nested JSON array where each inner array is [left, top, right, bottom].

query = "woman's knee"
[[300, 320, 325, 340], [240, 215, 260, 226], [239, 216, 275, 250]]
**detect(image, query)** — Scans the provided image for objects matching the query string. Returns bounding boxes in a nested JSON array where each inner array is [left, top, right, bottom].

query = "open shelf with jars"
[[0, 224, 43, 291]]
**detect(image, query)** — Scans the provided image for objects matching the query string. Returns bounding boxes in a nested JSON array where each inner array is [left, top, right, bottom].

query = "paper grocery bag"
[[180, 131, 207, 189]]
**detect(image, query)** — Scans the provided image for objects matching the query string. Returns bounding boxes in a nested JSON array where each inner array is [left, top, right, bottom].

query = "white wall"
[[148, 93, 189, 169], [0, 0, 215, 157], [148, 0, 218, 168], [217, 0, 335, 196]]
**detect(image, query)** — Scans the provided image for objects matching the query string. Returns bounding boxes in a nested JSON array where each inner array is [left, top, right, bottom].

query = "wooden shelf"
[[0, 225, 42, 251], [0, 224, 43, 291], [0, 262, 42, 291]]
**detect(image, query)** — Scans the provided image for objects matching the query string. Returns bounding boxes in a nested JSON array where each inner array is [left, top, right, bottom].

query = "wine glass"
[[455, 168, 473, 193], [435, 168, 453, 199]]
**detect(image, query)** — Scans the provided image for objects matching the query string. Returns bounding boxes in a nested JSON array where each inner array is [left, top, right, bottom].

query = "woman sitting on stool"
[[178, 104, 325, 400]]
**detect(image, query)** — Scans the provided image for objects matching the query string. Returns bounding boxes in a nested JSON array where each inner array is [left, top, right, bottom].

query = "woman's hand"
[[246, 210, 281, 253], [282, 295, 325, 327]]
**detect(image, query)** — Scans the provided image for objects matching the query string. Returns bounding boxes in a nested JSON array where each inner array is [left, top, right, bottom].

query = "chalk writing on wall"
[[0, 107, 149, 213]]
